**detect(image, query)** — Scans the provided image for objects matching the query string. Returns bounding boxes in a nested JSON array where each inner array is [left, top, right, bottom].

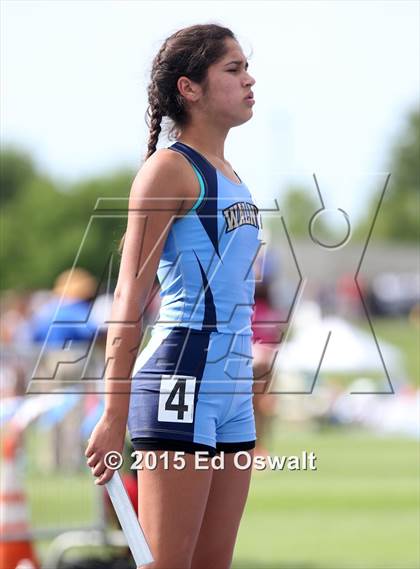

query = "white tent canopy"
[[275, 303, 402, 375]]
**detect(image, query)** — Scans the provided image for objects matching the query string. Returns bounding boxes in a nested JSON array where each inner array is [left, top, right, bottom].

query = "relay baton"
[[105, 471, 154, 566]]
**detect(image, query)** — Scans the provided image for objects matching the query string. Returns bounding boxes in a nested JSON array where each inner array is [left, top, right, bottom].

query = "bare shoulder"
[[130, 148, 201, 214]]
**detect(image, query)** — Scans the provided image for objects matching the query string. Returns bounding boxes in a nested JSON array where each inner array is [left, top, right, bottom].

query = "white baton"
[[105, 471, 154, 566]]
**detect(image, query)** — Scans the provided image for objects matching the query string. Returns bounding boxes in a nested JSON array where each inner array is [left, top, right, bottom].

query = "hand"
[[84, 413, 127, 485]]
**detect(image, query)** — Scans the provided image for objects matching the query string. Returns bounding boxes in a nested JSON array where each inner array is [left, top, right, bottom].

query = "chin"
[[235, 112, 254, 127]]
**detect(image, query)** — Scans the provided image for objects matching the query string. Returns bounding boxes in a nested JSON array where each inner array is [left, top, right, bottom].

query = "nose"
[[244, 72, 256, 87]]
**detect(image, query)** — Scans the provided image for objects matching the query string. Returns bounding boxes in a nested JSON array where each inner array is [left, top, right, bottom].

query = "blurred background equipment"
[[0, 430, 40, 569]]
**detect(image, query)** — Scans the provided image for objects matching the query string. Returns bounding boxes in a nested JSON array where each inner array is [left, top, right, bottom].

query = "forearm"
[[102, 292, 145, 421]]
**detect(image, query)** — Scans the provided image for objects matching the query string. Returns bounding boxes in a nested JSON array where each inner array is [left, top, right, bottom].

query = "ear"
[[177, 76, 202, 103]]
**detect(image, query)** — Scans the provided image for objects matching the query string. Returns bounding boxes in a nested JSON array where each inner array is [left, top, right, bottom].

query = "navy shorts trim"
[[131, 437, 256, 458]]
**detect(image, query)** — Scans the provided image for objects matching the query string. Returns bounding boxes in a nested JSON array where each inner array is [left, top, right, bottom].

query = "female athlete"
[[85, 23, 259, 569]]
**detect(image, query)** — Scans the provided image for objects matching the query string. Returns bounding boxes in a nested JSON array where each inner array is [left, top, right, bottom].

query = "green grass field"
[[26, 426, 419, 569], [233, 427, 419, 569]]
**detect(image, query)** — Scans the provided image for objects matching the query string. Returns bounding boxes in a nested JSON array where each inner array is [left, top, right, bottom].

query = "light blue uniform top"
[[153, 141, 262, 336]]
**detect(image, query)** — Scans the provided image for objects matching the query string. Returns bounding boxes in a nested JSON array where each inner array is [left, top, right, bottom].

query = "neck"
[[177, 121, 229, 162]]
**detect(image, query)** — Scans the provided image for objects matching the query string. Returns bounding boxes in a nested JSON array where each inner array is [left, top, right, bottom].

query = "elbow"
[[113, 283, 148, 310], [113, 286, 124, 301]]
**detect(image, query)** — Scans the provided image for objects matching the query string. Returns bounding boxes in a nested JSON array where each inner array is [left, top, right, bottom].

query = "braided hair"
[[118, 23, 235, 254]]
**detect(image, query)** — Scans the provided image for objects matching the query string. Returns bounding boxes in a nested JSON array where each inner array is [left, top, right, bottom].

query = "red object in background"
[[121, 473, 138, 515], [251, 297, 283, 344], [337, 273, 360, 300]]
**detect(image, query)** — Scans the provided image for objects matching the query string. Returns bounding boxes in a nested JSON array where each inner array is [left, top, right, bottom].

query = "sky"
[[1, 0, 419, 225]]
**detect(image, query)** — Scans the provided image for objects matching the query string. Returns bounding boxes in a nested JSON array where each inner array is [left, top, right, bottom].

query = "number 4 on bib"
[[158, 375, 197, 423]]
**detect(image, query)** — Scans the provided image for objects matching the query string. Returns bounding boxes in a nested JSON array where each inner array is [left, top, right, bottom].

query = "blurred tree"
[[0, 147, 37, 205], [270, 185, 330, 240], [280, 186, 319, 237], [0, 159, 134, 290], [354, 108, 419, 242]]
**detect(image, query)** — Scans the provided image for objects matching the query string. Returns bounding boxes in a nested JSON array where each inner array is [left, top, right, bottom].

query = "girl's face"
[[200, 38, 256, 127]]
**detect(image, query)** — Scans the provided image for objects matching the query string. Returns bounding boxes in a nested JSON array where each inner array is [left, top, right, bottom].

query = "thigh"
[[190, 449, 254, 569], [137, 450, 213, 569]]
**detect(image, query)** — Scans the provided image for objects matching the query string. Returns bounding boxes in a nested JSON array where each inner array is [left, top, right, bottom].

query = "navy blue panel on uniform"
[[128, 327, 211, 442]]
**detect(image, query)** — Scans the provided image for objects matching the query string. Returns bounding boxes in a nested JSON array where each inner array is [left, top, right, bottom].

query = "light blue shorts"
[[127, 326, 256, 456]]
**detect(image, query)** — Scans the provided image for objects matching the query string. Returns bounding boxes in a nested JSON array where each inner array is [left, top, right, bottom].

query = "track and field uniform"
[[128, 141, 262, 457]]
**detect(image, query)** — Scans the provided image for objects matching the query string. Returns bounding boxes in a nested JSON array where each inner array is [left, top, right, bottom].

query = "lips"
[[245, 92, 254, 100]]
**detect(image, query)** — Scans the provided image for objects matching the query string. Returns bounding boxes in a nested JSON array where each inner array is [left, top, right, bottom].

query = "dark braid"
[[118, 24, 235, 255], [145, 90, 163, 160], [144, 43, 166, 160]]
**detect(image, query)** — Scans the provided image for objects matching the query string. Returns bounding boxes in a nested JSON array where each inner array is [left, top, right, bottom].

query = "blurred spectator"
[[336, 273, 367, 319], [251, 247, 283, 457], [0, 290, 33, 345], [317, 281, 337, 316], [1, 291, 37, 398], [366, 272, 420, 317], [28, 268, 99, 346], [25, 268, 101, 472]]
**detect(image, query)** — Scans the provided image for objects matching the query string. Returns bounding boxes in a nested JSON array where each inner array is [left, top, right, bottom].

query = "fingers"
[[86, 453, 99, 467], [84, 449, 115, 485], [94, 468, 115, 486], [84, 442, 105, 479], [91, 461, 106, 478], [84, 438, 96, 458], [84, 432, 119, 486]]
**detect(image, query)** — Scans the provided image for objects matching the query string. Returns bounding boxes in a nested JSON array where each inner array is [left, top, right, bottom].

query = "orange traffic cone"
[[0, 430, 39, 569]]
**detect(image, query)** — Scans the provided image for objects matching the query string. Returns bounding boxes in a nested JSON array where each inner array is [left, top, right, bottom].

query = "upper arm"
[[114, 148, 198, 312]]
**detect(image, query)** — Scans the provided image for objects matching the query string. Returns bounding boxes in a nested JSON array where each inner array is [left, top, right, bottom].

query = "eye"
[[227, 68, 239, 73]]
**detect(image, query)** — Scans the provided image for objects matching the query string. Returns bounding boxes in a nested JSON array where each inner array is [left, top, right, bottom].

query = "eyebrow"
[[224, 60, 249, 70]]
